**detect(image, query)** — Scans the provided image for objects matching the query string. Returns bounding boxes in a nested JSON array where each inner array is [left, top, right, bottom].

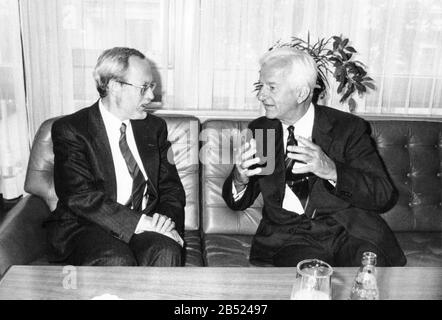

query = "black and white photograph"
[[0, 0, 441, 306]]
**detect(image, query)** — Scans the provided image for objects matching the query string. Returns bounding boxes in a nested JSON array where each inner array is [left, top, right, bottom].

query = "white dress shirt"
[[99, 100, 148, 208]]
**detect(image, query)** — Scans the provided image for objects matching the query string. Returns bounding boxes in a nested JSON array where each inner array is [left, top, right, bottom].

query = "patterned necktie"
[[285, 125, 309, 207], [119, 123, 147, 211]]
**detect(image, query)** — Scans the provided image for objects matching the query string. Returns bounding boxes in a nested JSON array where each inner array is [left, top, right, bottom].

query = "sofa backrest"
[[24, 114, 201, 231], [200, 120, 263, 234], [201, 118, 442, 235], [369, 120, 442, 232]]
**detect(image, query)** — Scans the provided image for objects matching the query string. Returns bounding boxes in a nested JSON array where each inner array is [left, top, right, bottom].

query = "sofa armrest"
[[0, 195, 50, 276]]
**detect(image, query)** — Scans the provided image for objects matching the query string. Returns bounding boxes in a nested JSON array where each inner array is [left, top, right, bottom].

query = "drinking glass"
[[290, 259, 333, 300]]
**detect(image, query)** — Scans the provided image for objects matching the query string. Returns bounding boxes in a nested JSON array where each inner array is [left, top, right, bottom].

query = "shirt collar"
[[99, 99, 130, 132], [282, 103, 315, 137]]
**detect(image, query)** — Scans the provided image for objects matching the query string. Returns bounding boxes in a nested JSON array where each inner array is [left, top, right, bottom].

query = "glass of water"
[[291, 259, 333, 300]]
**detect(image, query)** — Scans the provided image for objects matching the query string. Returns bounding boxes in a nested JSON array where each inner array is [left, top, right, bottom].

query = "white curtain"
[[20, 0, 442, 126], [20, 0, 201, 136], [0, 0, 29, 199], [196, 0, 442, 115]]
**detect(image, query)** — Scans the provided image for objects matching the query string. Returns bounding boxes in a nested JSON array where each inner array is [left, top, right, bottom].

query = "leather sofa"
[[1, 114, 442, 275]]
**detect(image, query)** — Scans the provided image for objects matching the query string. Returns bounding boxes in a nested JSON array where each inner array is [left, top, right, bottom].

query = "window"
[[21, 0, 442, 123]]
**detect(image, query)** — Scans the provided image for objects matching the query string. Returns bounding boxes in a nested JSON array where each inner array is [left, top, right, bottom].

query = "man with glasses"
[[222, 47, 406, 267], [46, 47, 185, 266]]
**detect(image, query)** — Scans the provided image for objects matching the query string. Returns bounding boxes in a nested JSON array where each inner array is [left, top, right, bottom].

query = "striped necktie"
[[119, 123, 147, 211], [285, 125, 309, 207]]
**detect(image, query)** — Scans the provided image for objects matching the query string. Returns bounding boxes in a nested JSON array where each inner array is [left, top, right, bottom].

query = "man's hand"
[[135, 213, 175, 235], [233, 138, 262, 191], [150, 212, 175, 233], [135, 213, 183, 246], [287, 136, 337, 182]]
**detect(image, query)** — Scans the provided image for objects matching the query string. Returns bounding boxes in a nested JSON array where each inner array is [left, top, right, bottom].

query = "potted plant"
[[258, 34, 375, 112]]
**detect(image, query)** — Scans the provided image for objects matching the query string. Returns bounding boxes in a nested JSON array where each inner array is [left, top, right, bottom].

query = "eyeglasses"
[[117, 80, 156, 96]]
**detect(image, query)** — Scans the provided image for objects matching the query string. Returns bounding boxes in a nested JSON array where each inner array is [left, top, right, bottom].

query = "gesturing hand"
[[286, 136, 337, 182], [233, 138, 262, 188]]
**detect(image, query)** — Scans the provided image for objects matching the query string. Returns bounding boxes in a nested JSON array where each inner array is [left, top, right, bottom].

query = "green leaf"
[[342, 38, 349, 48], [346, 46, 357, 53]]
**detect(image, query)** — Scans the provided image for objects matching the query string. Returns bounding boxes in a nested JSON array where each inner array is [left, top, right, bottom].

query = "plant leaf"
[[346, 46, 357, 53], [363, 82, 376, 90], [339, 49, 348, 60], [355, 83, 366, 93], [348, 97, 356, 112], [340, 84, 355, 103]]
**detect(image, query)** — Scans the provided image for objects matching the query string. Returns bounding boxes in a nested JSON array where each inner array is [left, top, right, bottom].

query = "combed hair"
[[93, 47, 146, 98], [259, 47, 318, 90]]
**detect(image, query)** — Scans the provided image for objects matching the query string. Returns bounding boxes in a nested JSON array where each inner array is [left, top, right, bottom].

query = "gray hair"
[[93, 47, 146, 98], [259, 47, 318, 90]]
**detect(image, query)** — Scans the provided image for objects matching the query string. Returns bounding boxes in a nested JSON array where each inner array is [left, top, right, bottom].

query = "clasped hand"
[[136, 213, 183, 246], [286, 136, 337, 182]]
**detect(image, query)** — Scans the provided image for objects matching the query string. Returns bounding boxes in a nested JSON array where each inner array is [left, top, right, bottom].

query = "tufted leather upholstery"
[[201, 118, 442, 267], [369, 121, 442, 232], [200, 121, 264, 235], [0, 114, 203, 272]]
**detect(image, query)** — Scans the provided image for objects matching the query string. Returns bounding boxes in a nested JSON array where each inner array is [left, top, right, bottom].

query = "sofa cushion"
[[203, 232, 442, 267], [395, 232, 442, 267], [203, 234, 253, 267], [161, 115, 201, 231], [24, 114, 201, 231]]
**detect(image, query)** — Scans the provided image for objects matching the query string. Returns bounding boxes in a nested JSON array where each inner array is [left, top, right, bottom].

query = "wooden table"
[[0, 265, 441, 300]]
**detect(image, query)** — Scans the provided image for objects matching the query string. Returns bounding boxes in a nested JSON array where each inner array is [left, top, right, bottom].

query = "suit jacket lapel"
[[131, 119, 158, 198], [87, 102, 118, 200], [308, 105, 335, 188]]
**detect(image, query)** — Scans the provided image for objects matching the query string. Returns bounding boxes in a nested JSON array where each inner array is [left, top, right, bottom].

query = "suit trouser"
[[64, 223, 183, 267], [268, 215, 389, 267]]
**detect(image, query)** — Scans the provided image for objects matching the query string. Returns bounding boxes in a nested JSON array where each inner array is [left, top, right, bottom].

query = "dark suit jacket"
[[46, 101, 185, 260], [222, 105, 406, 266]]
